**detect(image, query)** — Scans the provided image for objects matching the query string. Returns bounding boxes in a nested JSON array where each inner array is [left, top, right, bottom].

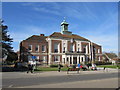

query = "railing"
[[62, 51, 86, 53]]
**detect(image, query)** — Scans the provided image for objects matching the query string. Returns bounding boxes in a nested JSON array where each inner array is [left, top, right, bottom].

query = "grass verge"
[[34, 67, 68, 71], [97, 65, 120, 69]]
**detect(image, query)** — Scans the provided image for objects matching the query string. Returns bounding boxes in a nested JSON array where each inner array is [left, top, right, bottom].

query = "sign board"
[[32, 56, 36, 59]]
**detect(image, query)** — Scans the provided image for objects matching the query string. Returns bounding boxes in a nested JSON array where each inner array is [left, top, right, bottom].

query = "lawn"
[[34, 67, 68, 71], [97, 65, 120, 69]]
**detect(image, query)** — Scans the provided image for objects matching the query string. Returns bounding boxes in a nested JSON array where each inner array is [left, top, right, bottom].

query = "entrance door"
[[73, 57, 77, 64]]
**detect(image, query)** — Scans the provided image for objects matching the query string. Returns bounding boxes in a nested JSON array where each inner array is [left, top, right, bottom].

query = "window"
[[98, 49, 100, 53], [67, 57, 69, 62], [28, 55, 32, 61], [43, 56, 46, 63], [81, 57, 84, 62], [35, 45, 39, 52], [79, 57, 80, 63], [63, 43, 66, 53], [70, 44, 74, 52], [28, 45, 32, 51], [63, 47, 66, 53], [70, 57, 72, 64], [83, 47, 86, 53], [98, 56, 101, 61], [54, 56, 60, 62], [42, 45, 46, 52], [54, 43, 59, 53], [63, 58, 65, 64]]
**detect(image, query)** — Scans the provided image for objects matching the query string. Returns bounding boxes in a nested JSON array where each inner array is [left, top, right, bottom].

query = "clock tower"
[[61, 18, 72, 35]]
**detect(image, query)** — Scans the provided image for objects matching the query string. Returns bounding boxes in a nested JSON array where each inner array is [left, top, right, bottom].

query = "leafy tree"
[[1, 20, 18, 62]]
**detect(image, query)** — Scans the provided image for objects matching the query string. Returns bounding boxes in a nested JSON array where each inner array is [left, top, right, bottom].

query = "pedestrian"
[[77, 63, 80, 68], [58, 63, 61, 72], [87, 64, 89, 69], [80, 65, 83, 70], [27, 63, 33, 73], [103, 67, 106, 72]]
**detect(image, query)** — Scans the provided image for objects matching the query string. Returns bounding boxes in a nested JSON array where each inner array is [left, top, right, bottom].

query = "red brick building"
[[19, 20, 102, 65]]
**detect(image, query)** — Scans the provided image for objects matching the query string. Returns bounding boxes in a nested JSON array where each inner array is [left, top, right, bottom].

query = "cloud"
[[33, 7, 61, 16], [21, 2, 62, 16]]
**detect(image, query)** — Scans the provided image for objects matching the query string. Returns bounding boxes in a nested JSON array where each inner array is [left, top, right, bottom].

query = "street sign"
[[32, 56, 36, 59]]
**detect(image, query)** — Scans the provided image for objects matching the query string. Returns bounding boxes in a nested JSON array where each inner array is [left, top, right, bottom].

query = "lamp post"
[[47, 45, 48, 65]]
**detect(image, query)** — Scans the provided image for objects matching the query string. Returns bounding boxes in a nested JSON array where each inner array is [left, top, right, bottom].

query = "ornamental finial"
[[63, 17, 66, 22]]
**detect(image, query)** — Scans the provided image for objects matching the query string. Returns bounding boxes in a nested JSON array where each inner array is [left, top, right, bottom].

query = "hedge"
[[50, 64, 63, 67]]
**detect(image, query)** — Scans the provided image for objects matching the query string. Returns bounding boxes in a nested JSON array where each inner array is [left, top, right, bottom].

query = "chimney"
[[40, 34, 44, 36]]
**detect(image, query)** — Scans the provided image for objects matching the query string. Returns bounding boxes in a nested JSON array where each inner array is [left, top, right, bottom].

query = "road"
[[2, 71, 118, 88]]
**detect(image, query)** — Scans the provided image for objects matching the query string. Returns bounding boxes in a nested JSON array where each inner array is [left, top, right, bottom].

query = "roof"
[[23, 35, 48, 43], [49, 32, 90, 41], [92, 42, 101, 47], [104, 53, 117, 59], [112, 57, 120, 61]]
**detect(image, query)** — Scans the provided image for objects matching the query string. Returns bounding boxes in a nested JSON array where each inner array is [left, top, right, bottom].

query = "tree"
[[1, 20, 18, 62]]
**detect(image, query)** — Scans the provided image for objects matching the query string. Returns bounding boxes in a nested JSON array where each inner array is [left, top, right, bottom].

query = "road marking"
[[8, 85, 13, 88]]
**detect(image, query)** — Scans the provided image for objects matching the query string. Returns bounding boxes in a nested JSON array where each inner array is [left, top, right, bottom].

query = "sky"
[[2, 2, 118, 54]]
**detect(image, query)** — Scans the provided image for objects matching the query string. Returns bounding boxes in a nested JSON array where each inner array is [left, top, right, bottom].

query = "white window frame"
[[42, 45, 46, 52], [28, 45, 32, 52], [54, 43, 59, 53], [70, 44, 74, 52], [54, 56, 60, 62], [98, 49, 100, 53], [35, 45, 39, 52], [98, 56, 101, 61], [43, 56, 46, 63]]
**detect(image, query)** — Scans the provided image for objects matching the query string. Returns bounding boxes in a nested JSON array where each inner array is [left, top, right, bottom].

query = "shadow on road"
[[2, 67, 28, 72]]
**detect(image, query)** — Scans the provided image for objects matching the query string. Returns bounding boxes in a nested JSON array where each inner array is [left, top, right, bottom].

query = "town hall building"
[[19, 19, 102, 65]]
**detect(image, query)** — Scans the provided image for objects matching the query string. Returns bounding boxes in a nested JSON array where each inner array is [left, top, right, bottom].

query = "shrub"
[[95, 61, 112, 65], [72, 64, 76, 68], [50, 64, 63, 67]]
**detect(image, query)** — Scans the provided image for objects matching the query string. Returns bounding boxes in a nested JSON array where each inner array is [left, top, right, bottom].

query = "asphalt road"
[[2, 72, 118, 88]]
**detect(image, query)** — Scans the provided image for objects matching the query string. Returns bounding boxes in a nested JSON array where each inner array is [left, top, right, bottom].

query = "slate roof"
[[23, 35, 47, 42], [104, 53, 117, 59], [92, 42, 101, 47], [49, 32, 90, 41]]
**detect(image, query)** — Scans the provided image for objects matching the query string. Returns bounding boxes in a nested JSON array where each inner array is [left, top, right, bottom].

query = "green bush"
[[95, 61, 112, 65], [72, 64, 76, 68], [50, 64, 63, 67]]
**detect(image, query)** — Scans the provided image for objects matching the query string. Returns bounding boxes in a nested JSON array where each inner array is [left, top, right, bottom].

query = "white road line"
[[8, 85, 13, 88]]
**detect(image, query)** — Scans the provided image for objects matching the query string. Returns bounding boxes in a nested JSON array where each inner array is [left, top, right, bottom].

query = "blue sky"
[[2, 2, 118, 54]]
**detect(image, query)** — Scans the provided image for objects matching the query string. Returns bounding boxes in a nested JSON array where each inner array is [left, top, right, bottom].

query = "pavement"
[[23, 68, 119, 77], [18, 78, 118, 88], [2, 68, 119, 88]]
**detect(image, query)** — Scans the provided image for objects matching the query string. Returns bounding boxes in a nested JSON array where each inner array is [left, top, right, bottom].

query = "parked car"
[[90, 64, 97, 70]]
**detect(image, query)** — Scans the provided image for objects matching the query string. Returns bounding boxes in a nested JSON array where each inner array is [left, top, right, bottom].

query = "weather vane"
[[63, 17, 66, 21]]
